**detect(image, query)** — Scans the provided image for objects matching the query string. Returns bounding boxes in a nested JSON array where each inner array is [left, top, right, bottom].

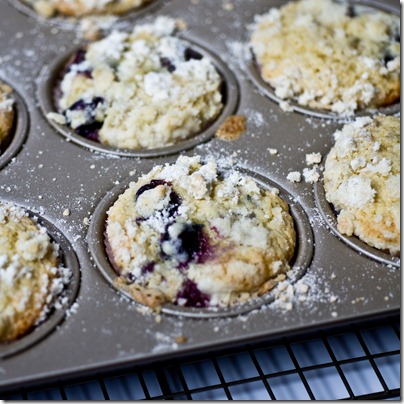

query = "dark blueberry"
[[136, 180, 182, 218], [67, 97, 105, 112], [161, 223, 211, 267], [64, 97, 106, 141], [167, 191, 181, 217], [141, 261, 155, 275], [184, 47, 203, 61], [136, 179, 167, 200], [383, 53, 395, 66], [160, 57, 176, 72], [75, 121, 102, 141], [71, 49, 87, 66], [346, 4, 357, 18], [176, 279, 210, 307], [395, 32, 400, 43]]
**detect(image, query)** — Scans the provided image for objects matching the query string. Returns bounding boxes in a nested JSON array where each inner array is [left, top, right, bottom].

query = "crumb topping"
[[0, 203, 72, 342], [250, 0, 400, 115], [106, 156, 296, 309], [51, 17, 224, 149], [324, 115, 400, 255]]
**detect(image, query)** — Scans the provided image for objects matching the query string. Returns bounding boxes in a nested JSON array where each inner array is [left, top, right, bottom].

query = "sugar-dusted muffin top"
[[250, 0, 400, 115], [49, 17, 224, 150], [0, 82, 14, 150], [105, 155, 296, 310], [0, 203, 72, 342], [22, 0, 152, 18], [324, 116, 400, 255]]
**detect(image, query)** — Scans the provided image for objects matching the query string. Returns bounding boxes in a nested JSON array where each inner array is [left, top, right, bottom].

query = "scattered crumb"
[[279, 101, 293, 112], [216, 115, 246, 141], [46, 112, 66, 125], [306, 152, 322, 165], [155, 314, 162, 323], [223, 2, 234, 11], [175, 335, 188, 344], [62, 208, 71, 217], [331, 311, 338, 318], [303, 167, 320, 183], [287, 171, 302, 183], [83, 217, 90, 226], [268, 148, 278, 155]]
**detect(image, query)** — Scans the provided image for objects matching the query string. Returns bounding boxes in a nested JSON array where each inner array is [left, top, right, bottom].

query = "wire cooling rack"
[[1, 314, 400, 400]]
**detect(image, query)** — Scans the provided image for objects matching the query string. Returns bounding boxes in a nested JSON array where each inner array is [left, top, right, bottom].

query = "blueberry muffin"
[[324, 116, 400, 255], [105, 156, 296, 309], [250, 0, 400, 115], [49, 17, 224, 149], [0, 82, 14, 151], [22, 0, 152, 18], [0, 202, 72, 342]]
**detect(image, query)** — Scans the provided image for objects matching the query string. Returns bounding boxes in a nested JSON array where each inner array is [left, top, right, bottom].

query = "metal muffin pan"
[[0, 0, 400, 393], [87, 162, 314, 319], [37, 41, 239, 157], [0, 199, 81, 360]]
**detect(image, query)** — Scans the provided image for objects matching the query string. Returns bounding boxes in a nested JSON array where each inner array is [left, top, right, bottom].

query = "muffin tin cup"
[[87, 163, 314, 319], [314, 178, 400, 268], [245, 0, 401, 120], [7, 0, 164, 30], [36, 41, 239, 158], [0, 80, 29, 171], [0, 203, 81, 359]]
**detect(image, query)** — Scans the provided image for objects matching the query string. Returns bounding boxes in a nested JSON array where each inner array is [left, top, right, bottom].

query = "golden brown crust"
[[215, 115, 246, 141]]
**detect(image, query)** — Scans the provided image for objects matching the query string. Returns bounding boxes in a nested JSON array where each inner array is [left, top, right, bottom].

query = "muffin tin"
[[0, 0, 400, 393]]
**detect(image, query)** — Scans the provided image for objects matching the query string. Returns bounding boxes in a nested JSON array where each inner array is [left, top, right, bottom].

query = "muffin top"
[[50, 17, 224, 150], [22, 0, 152, 18], [0, 82, 14, 149], [250, 0, 400, 115], [0, 203, 72, 342], [105, 156, 296, 309], [324, 115, 400, 255]]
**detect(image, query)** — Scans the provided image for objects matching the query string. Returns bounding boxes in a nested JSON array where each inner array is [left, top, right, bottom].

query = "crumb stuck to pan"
[[215, 115, 246, 141]]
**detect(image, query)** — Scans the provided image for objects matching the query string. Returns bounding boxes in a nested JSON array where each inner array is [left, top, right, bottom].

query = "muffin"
[[105, 155, 296, 309], [49, 17, 224, 149], [0, 202, 72, 342], [250, 0, 400, 115], [323, 116, 400, 255], [0, 82, 15, 151], [21, 0, 152, 18]]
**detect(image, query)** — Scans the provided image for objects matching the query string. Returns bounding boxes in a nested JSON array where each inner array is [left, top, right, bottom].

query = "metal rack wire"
[[1, 314, 399, 400]]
